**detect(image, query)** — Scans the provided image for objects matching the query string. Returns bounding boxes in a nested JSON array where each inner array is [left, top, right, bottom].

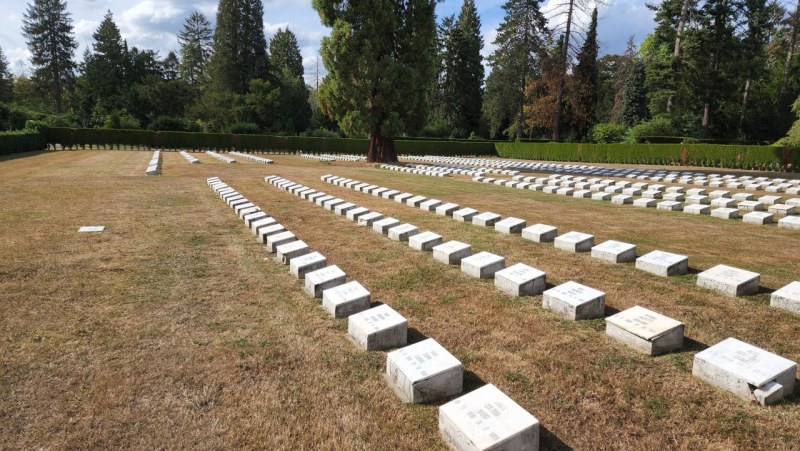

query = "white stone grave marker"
[[386, 338, 463, 403]]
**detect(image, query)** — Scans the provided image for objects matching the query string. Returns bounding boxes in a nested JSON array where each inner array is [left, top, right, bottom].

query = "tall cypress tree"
[[0, 46, 12, 102], [484, 0, 548, 139], [21, 0, 77, 113], [209, 0, 269, 94], [270, 28, 304, 79], [441, 0, 484, 136], [570, 8, 599, 139], [178, 11, 213, 87], [81, 11, 127, 113], [313, 0, 438, 162]]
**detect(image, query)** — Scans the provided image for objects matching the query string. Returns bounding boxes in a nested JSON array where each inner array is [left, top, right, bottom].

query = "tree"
[[440, 0, 484, 137], [270, 28, 304, 79], [619, 57, 648, 126], [523, 35, 564, 137], [21, 0, 78, 113], [0, 46, 12, 102], [80, 11, 127, 115], [208, 0, 269, 94], [313, 0, 438, 162], [738, 0, 775, 135], [484, 0, 548, 139], [178, 11, 213, 87], [162, 51, 180, 81], [569, 7, 599, 139]]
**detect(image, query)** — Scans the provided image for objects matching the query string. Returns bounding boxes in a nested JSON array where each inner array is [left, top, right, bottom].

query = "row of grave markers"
[[205, 151, 236, 164], [179, 151, 200, 164], [145, 149, 161, 175], [308, 173, 797, 406], [208, 175, 541, 450], [473, 175, 800, 229], [229, 151, 274, 164]]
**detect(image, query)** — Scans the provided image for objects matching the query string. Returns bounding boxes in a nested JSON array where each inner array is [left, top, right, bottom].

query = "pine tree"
[[270, 28, 304, 79], [178, 11, 213, 86], [0, 46, 12, 102], [209, 0, 269, 94], [484, 0, 548, 139], [81, 11, 127, 113], [441, 0, 484, 137], [21, 0, 77, 113], [313, 0, 438, 162], [570, 7, 599, 139]]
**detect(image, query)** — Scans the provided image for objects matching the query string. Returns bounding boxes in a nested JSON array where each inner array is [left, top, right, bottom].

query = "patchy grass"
[[0, 150, 799, 449]]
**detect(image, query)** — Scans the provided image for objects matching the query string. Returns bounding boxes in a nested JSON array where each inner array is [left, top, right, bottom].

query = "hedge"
[[496, 142, 799, 171], [0, 128, 47, 155]]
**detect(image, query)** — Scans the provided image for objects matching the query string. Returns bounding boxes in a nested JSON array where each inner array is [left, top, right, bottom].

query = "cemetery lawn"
[[1, 149, 799, 449]]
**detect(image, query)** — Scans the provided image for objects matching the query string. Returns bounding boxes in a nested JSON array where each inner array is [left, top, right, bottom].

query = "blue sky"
[[0, 0, 655, 85]]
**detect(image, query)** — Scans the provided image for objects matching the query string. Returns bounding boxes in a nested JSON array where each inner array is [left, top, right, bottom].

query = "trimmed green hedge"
[[496, 142, 799, 171], [0, 128, 47, 155]]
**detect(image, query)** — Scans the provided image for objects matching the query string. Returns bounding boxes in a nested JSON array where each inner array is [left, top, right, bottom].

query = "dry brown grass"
[[1, 149, 799, 450]]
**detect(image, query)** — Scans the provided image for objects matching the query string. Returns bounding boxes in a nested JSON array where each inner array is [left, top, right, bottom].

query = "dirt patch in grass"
[[1, 150, 798, 449]]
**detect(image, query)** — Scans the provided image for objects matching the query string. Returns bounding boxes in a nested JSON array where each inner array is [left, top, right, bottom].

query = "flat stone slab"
[[419, 199, 442, 211], [633, 198, 657, 208], [758, 195, 783, 206], [542, 281, 605, 320], [778, 216, 800, 229], [276, 240, 309, 264], [657, 200, 683, 211], [439, 384, 539, 451], [406, 195, 428, 207], [348, 304, 408, 350], [521, 224, 557, 243], [592, 192, 612, 201], [357, 212, 385, 226], [433, 241, 472, 265], [373, 217, 401, 234], [394, 193, 414, 203], [409, 231, 443, 251], [709, 190, 730, 199], [611, 194, 633, 205], [495, 217, 526, 234], [251, 217, 277, 235], [346, 207, 371, 222], [473, 212, 502, 227], [684, 204, 710, 215], [711, 207, 739, 219], [334, 202, 357, 215], [697, 264, 760, 297], [78, 226, 105, 233], [258, 224, 286, 243], [453, 208, 479, 222], [436, 203, 460, 216], [266, 231, 297, 253], [386, 338, 463, 403], [243, 211, 268, 227], [591, 240, 637, 263], [554, 231, 594, 253], [636, 250, 688, 277], [322, 281, 371, 318], [742, 211, 773, 225], [305, 265, 347, 298], [461, 252, 506, 278], [289, 251, 327, 279], [495, 263, 546, 296], [606, 306, 684, 355], [693, 337, 797, 405], [768, 204, 796, 216], [771, 281, 800, 315], [737, 201, 764, 212], [388, 223, 419, 242]]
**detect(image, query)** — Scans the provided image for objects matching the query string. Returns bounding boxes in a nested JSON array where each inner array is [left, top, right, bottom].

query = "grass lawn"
[[1, 149, 799, 449]]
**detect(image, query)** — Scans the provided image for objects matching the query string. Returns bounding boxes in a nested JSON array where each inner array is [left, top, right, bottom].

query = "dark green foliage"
[[627, 116, 677, 142], [0, 127, 47, 155], [570, 8, 600, 140], [591, 122, 628, 143], [619, 58, 648, 126], [80, 11, 127, 116], [209, 0, 269, 94], [270, 28, 304, 78], [178, 11, 213, 86], [0, 47, 12, 103], [22, 0, 78, 114], [148, 116, 194, 132], [228, 122, 260, 134]]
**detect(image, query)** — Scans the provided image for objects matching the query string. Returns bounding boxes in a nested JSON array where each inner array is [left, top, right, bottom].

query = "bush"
[[228, 122, 261, 134], [592, 122, 628, 143], [103, 112, 141, 130], [627, 116, 677, 143], [0, 127, 47, 155], [149, 116, 190, 132]]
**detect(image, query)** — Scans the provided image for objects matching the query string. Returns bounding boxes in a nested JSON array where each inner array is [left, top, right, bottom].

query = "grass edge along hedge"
[[0, 128, 47, 156]]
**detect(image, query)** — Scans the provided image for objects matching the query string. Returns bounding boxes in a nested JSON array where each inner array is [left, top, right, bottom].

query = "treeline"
[[1, 0, 799, 154]]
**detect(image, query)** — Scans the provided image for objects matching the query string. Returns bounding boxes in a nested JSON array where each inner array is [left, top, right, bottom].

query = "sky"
[[0, 0, 656, 86]]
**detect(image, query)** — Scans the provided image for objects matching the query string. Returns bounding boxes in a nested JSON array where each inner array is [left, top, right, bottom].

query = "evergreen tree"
[[0, 46, 12, 102], [570, 8, 599, 139], [178, 12, 212, 86], [209, 0, 269, 94], [270, 28, 304, 79], [81, 11, 127, 114], [484, 0, 548, 139], [619, 58, 648, 126], [162, 51, 180, 81], [313, 0, 438, 162], [441, 0, 484, 137], [21, 0, 78, 113]]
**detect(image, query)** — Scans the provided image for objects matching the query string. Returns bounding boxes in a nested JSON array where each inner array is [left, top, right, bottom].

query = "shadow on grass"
[[540, 426, 575, 450], [0, 149, 54, 163], [682, 336, 709, 353], [755, 286, 775, 296], [603, 305, 621, 316]]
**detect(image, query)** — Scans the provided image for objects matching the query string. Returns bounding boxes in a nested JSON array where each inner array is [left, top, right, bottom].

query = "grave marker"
[[386, 338, 463, 403], [605, 306, 684, 355], [636, 251, 688, 277], [697, 264, 760, 297], [348, 304, 408, 350], [433, 241, 472, 265], [521, 224, 557, 243], [461, 252, 506, 278], [770, 281, 800, 315], [591, 240, 637, 263], [473, 212, 502, 227], [322, 281, 371, 318], [542, 281, 605, 320], [290, 252, 327, 279], [554, 231, 594, 253], [495, 263, 546, 296], [305, 265, 347, 298], [495, 217, 526, 234], [388, 224, 420, 242], [373, 217, 401, 234], [409, 231, 443, 251]]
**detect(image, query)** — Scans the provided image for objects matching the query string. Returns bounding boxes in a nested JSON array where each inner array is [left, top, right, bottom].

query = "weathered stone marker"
[[636, 250, 688, 277], [542, 281, 605, 320], [605, 306, 684, 355], [554, 231, 595, 253], [697, 264, 760, 297], [521, 224, 557, 243], [386, 338, 463, 403], [591, 240, 637, 263], [461, 252, 506, 278], [409, 231, 443, 251], [770, 281, 800, 315], [348, 304, 408, 350], [290, 251, 328, 279], [322, 281, 371, 318], [433, 241, 472, 265], [305, 265, 347, 298], [495, 263, 546, 296]]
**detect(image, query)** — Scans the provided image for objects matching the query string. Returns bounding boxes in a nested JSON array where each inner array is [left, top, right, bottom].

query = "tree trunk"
[[552, 0, 574, 141], [702, 102, 711, 138], [738, 78, 752, 134], [667, 0, 692, 113], [368, 131, 397, 163], [779, 0, 799, 101]]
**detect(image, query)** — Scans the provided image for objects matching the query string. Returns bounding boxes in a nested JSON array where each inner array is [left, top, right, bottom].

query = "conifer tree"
[[81, 11, 127, 113], [619, 58, 648, 126], [0, 46, 12, 102], [178, 11, 213, 86], [570, 8, 599, 139], [270, 28, 304, 79], [441, 0, 484, 136], [209, 0, 269, 94], [21, 0, 77, 113]]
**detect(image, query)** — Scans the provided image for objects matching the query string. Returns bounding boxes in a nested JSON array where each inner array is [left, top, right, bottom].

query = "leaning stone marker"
[[770, 281, 800, 315], [693, 338, 797, 405], [542, 281, 605, 320], [605, 305, 684, 355], [305, 265, 347, 298], [290, 252, 327, 279], [433, 241, 472, 265], [322, 281, 371, 318], [591, 240, 637, 263], [461, 252, 506, 279], [439, 384, 539, 451], [636, 250, 688, 277], [386, 338, 463, 403], [697, 264, 760, 297], [348, 304, 408, 350], [495, 263, 546, 296]]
